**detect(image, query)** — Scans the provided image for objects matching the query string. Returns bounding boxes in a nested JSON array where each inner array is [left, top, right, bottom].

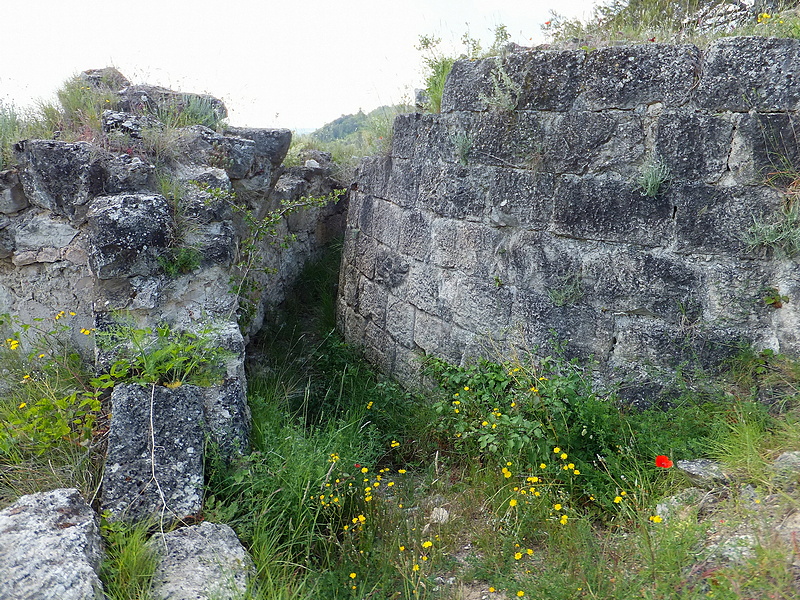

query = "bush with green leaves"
[[96, 320, 231, 387]]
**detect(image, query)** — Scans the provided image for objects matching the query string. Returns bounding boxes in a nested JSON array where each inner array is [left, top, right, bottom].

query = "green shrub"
[[96, 320, 231, 387]]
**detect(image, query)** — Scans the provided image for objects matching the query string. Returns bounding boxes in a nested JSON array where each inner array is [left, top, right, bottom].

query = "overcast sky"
[[2, 0, 597, 131]]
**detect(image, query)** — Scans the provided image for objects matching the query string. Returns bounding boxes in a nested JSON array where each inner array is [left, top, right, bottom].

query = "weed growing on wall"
[[637, 155, 671, 197]]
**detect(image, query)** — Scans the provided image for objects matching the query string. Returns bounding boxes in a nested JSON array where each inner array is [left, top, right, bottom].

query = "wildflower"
[[539, 463, 546, 469], [391, 440, 400, 448], [560, 453, 568, 460], [463, 386, 470, 391], [553, 447, 560, 453], [388, 481, 395, 487], [613, 496, 622, 503], [398, 469, 407, 474], [567, 463, 574, 469], [452, 400, 461, 405], [573, 469, 580, 475], [18, 402, 26, 409], [38, 353, 45, 358], [655, 455, 673, 468], [517, 592, 525, 597], [514, 552, 523, 560], [509, 499, 518, 507], [529, 387, 538, 392], [361, 467, 369, 473], [489, 587, 496, 593], [560, 515, 568, 525], [526, 548, 533, 555], [343, 525, 349, 531], [454, 408, 460, 413], [399, 545, 406, 551], [412, 564, 420, 571], [620, 491, 626, 496], [553, 503, 562, 511], [510, 401, 516, 407], [649, 515, 663, 523], [492, 423, 497, 429], [422, 541, 433, 548], [366, 401, 373, 409], [329, 453, 340, 462], [349, 573, 357, 579], [482, 420, 489, 426], [502, 467, 512, 479]]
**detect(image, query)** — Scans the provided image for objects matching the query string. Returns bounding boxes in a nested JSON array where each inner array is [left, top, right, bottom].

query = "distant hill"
[[312, 104, 414, 142]]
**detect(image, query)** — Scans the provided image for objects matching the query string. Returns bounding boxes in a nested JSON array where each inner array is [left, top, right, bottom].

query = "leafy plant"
[[96, 320, 231, 387], [547, 272, 583, 307], [637, 155, 670, 197], [156, 246, 202, 277], [480, 60, 522, 112], [762, 286, 789, 308]]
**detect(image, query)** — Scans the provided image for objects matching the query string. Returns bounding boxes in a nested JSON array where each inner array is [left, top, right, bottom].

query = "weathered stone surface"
[[14, 213, 79, 252], [770, 451, 800, 490], [676, 459, 733, 487], [510, 49, 586, 112], [148, 522, 255, 600], [102, 384, 205, 521], [87, 193, 173, 279], [578, 44, 700, 110], [13, 140, 95, 221], [116, 84, 227, 121], [0, 169, 29, 214], [696, 36, 800, 111], [182, 126, 256, 180], [80, 67, 131, 90], [552, 174, 674, 246], [102, 109, 162, 139], [0, 489, 104, 600]]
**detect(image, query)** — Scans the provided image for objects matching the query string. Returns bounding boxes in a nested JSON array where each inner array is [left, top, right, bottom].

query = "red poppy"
[[655, 455, 673, 469], [354, 463, 361, 469]]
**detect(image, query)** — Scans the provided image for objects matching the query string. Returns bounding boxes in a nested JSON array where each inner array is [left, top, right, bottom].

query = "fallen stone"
[[14, 214, 79, 252], [0, 488, 105, 600], [770, 451, 800, 491], [148, 522, 255, 600], [102, 383, 205, 522], [676, 459, 732, 487]]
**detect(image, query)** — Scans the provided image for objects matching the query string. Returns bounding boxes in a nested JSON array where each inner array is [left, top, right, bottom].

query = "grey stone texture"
[[102, 383, 206, 522], [0, 489, 104, 600], [339, 37, 800, 389], [148, 522, 255, 600]]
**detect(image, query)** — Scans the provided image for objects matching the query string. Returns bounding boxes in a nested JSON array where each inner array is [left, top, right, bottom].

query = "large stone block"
[[102, 383, 205, 522], [727, 113, 800, 185], [148, 522, 255, 600], [14, 141, 96, 222], [510, 49, 586, 111], [696, 36, 800, 111], [87, 193, 173, 279], [0, 489, 104, 600], [673, 183, 784, 255], [0, 169, 29, 214], [653, 110, 734, 183], [552, 174, 674, 246], [440, 57, 497, 113], [469, 111, 548, 170], [419, 163, 491, 220], [583, 247, 701, 322], [397, 208, 432, 260], [486, 167, 554, 229], [356, 155, 392, 199], [544, 111, 644, 176], [578, 44, 700, 110]]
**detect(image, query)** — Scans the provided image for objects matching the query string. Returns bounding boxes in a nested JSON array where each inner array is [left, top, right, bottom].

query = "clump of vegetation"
[[637, 155, 671, 197], [544, 0, 800, 46], [417, 25, 512, 114]]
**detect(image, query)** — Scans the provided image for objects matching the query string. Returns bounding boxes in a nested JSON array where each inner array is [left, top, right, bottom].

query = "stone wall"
[[338, 37, 800, 394], [0, 71, 344, 521]]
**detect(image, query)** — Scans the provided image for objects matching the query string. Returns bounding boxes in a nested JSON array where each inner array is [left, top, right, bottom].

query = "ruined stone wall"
[[338, 37, 800, 394]]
